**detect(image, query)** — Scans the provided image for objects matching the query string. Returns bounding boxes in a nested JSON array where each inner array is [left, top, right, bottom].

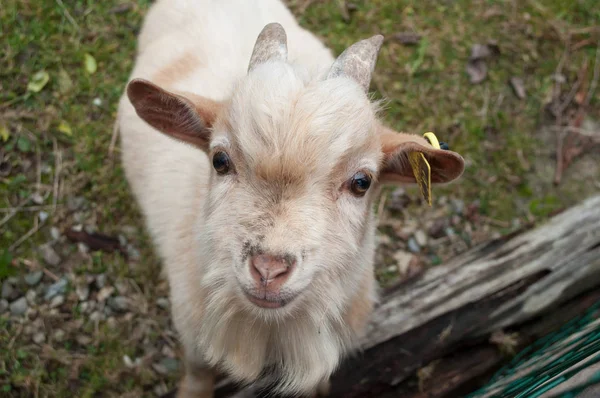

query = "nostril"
[[250, 254, 295, 284]]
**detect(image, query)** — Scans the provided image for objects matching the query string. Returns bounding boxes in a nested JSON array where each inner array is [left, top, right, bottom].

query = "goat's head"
[[126, 23, 464, 319]]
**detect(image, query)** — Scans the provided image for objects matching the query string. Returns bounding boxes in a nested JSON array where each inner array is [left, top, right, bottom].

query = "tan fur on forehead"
[[224, 63, 380, 185]]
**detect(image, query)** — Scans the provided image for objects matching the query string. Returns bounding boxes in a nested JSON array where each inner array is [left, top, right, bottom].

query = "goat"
[[116, 0, 464, 396]]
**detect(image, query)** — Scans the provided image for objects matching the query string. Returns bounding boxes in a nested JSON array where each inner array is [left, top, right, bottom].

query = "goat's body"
[[118, 0, 376, 395]]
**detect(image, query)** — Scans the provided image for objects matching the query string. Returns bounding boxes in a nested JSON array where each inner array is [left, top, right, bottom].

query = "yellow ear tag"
[[408, 132, 441, 206]]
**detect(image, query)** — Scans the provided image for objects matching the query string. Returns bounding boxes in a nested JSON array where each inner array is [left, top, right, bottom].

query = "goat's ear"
[[378, 126, 465, 184], [126, 78, 221, 152]]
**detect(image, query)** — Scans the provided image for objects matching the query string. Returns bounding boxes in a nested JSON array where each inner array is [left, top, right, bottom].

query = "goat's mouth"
[[243, 290, 298, 309]]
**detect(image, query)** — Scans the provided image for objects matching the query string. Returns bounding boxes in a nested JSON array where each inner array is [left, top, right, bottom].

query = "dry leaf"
[[27, 70, 50, 93], [391, 32, 421, 46]]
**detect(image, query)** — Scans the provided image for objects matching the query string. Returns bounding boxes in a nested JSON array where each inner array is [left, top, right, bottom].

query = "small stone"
[[428, 218, 447, 239], [39, 244, 61, 266], [161, 345, 176, 358], [154, 384, 169, 397], [152, 362, 169, 375], [38, 211, 49, 223], [95, 274, 106, 289], [388, 188, 411, 211], [126, 245, 141, 261], [67, 196, 86, 211], [123, 355, 135, 368], [50, 227, 61, 240], [50, 295, 64, 309], [97, 286, 114, 302], [0, 299, 8, 313], [10, 297, 29, 315], [53, 329, 66, 342], [115, 280, 129, 295], [76, 284, 90, 301], [407, 237, 420, 253], [31, 192, 44, 205], [45, 278, 68, 300], [77, 243, 89, 254], [160, 357, 180, 373], [451, 199, 465, 215], [106, 317, 117, 329], [25, 271, 44, 286], [393, 251, 415, 274], [26, 290, 37, 305], [92, 97, 102, 106], [414, 230, 428, 247], [32, 332, 46, 344], [76, 335, 92, 345], [108, 296, 129, 312], [89, 311, 105, 322], [1, 280, 15, 300], [445, 227, 456, 237], [156, 298, 169, 310]]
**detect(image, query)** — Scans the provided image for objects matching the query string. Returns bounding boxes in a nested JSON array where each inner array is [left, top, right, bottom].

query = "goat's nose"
[[250, 254, 295, 287]]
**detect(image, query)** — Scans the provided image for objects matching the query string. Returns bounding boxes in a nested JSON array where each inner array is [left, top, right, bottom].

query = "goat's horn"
[[248, 23, 288, 72], [327, 35, 384, 93]]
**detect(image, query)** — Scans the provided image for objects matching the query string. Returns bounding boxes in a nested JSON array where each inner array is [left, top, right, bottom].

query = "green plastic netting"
[[467, 301, 600, 398]]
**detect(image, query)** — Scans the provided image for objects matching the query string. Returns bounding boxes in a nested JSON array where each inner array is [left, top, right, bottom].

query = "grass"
[[1, 0, 599, 396]]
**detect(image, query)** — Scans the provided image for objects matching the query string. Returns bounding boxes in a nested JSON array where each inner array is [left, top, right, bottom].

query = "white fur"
[[118, 0, 383, 395]]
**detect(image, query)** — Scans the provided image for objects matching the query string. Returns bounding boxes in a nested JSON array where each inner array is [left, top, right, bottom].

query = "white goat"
[[117, 0, 464, 397]]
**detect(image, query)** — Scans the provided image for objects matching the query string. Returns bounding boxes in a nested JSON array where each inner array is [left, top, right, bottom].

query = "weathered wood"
[[184, 194, 600, 398]]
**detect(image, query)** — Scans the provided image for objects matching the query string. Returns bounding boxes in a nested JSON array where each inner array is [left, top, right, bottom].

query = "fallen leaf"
[[391, 32, 421, 46], [64, 228, 125, 255], [84, 53, 97, 74], [509, 77, 526, 99], [109, 3, 133, 13], [470, 44, 492, 61], [58, 69, 73, 94], [58, 120, 72, 136], [0, 125, 9, 142], [27, 70, 50, 93], [466, 59, 487, 84]]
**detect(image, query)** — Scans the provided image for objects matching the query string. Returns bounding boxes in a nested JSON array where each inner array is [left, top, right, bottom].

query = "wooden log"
[[193, 194, 600, 398]]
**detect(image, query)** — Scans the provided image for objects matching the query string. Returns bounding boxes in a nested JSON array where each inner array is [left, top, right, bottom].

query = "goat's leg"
[[176, 355, 215, 398]]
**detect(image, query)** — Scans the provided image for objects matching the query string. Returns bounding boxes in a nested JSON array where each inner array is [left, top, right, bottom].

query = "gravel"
[[26, 289, 37, 305], [50, 295, 65, 309], [1, 280, 15, 300], [407, 237, 420, 253], [45, 278, 68, 301], [39, 243, 61, 266], [10, 297, 29, 315], [33, 332, 46, 344], [25, 271, 44, 286], [0, 299, 8, 313]]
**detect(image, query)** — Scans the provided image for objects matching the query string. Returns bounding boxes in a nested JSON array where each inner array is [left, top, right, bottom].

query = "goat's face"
[[127, 24, 464, 319], [203, 63, 382, 314]]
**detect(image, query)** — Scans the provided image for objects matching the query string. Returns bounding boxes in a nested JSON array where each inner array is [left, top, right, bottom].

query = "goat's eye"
[[350, 172, 371, 196], [212, 151, 231, 174]]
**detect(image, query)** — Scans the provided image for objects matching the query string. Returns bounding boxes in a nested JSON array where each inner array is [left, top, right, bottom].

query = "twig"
[[42, 268, 60, 282], [584, 37, 600, 108], [9, 217, 45, 251], [52, 137, 62, 212], [55, 0, 80, 31], [0, 197, 33, 228], [108, 119, 120, 158], [0, 204, 64, 213]]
